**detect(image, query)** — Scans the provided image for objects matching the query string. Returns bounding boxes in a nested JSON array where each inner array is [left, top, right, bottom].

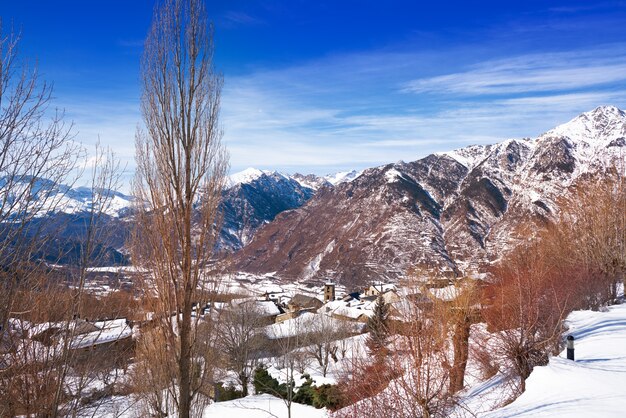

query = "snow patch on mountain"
[[303, 239, 336, 279], [325, 169, 363, 185], [228, 167, 275, 186], [0, 177, 133, 218], [543, 105, 626, 145]]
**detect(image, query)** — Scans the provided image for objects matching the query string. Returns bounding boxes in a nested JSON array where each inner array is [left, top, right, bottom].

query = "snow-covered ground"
[[82, 393, 329, 418], [203, 394, 327, 418], [479, 302, 626, 418], [66, 279, 626, 418], [339, 296, 626, 418]]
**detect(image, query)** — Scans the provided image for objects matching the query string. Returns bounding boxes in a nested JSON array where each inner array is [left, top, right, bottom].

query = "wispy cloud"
[[220, 11, 265, 28], [59, 35, 626, 183], [403, 47, 626, 96], [221, 42, 626, 175]]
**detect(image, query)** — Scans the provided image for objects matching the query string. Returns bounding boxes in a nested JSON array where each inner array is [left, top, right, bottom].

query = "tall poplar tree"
[[132, 0, 228, 416]]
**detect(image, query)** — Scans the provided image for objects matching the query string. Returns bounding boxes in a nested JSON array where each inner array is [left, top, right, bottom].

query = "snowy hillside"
[[479, 301, 626, 417]]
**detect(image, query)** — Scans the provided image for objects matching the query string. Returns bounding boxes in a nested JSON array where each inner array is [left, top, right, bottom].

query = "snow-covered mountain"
[[324, 169, 363, 185], [0, 176, 134, 218], [219, 169, 316, 250], [231, 168, 364, 191], [233, 106, 626, 286], [10, 106, 623, 272], [0, 167, 360, 262], [0, 177, 133, 266], [219, 168, 364, 250]]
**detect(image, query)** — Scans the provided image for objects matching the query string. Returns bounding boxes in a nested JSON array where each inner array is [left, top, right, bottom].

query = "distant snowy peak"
[[230, 168, 364, 191], [291, 170, 363, 190], [0, 176, 133, 218], [291, 173, 331, 190], [228, 167, 276, 186], [541, 105, 626, 145], [324, 169, 363, 185]]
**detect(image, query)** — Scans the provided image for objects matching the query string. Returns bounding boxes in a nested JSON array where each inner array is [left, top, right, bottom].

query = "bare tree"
[[49, 144, 124, 418], [447, 278, 481, 394], [305, 314, 353, 378], [335, 287, 454, 418], [0, 153, 128, 418], [481, 167, 625, 397], [131, 0, 228, 416], [551, 168, 626, 302], [484, 242, 571, 394], [0, 21, 129, 417], [218, 300, 266, 396], [0, 20, 80, 334]]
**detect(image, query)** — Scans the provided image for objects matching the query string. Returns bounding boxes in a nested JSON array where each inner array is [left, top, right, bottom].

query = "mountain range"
[[231, 105, 626, 286], [3, 106, 624, 285]]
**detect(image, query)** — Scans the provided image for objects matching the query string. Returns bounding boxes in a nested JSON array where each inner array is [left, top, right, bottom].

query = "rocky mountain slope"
[[233, 106, 626, 286], [219, 168, 366, 251], [0, 168, 357, 263], [0, 177, 134, 265], [219, 168, 316, 251]]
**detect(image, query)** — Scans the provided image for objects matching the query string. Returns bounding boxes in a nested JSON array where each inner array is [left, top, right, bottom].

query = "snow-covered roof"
[[289, 294, 323, 308], [264, 311, 360, 340], [321, 298, 376, 320], [28, 319, 100, 339], [228, 298, 281, 317], [254, 300, 281, 317], [70, 319, 131, 350], [264, 312, 319, 339]]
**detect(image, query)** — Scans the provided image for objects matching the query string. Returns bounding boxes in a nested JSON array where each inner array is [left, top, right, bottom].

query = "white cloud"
[[55, 43, 626, 185], [404, 46, 626, 95]]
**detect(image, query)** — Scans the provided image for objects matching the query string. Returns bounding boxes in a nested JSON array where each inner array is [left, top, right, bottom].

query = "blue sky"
[[3, 1, 626, 188]]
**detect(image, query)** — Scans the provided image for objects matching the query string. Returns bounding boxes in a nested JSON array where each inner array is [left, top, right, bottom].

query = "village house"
[[364, 282, 397, 296], [230, 299, 283, 325], [287, 294, 324, 312], [320, 292, 376, 324], [30, 319, 101, 346]]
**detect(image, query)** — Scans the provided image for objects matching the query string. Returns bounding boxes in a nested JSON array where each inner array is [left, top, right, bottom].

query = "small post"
[[566, 335, 575, 361]]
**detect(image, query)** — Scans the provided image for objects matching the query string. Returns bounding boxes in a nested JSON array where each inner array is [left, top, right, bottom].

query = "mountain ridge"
[[4, 106, 623, 277], [231, 105, 626, 286]]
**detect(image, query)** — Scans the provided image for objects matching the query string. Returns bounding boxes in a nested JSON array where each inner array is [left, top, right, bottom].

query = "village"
[[1, 274, 461, 358], [0, 271, 474, 412]]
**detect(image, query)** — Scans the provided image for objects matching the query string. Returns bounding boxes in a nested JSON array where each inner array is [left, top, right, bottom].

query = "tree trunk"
[[241, 374, 249, 397], [179, 305, 192, 418], [450, 316, 471, 393]]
